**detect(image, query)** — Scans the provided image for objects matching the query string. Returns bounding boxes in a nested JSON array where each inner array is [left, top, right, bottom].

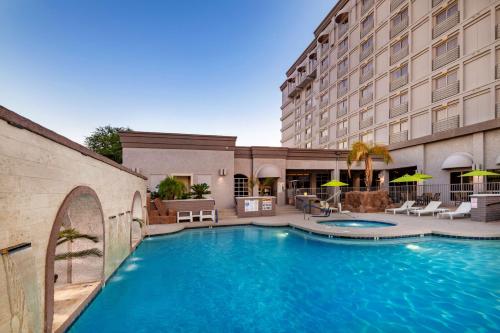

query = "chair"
[[437, 202, 472, 220], [200, 210, 216, 222], [385, 201, 415, 215], [177, 211, 193, 223], [409, 201, 446, 216]]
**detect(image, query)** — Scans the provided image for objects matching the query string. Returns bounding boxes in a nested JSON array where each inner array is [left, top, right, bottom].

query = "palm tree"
[[347, 141, 393, 190], [190, 183, 211, 199], [157, 176, 186, 200]]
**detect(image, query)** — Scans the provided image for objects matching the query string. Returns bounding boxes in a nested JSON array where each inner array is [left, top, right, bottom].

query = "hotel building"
[[280, 0, 500, 185]]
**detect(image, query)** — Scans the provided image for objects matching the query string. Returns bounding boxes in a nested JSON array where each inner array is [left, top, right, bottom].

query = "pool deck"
[[147, 211, 500, 240]]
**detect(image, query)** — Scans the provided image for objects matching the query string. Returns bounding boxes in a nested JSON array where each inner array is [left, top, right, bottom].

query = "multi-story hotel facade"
[[280, 0, 500, 185]]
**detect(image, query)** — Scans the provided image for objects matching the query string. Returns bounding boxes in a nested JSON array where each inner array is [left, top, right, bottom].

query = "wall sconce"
[[219, 168, 227, 176]]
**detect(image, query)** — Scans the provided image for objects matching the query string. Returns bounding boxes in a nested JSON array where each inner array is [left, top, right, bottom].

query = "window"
[[338, 99, 348, 113], [361, 62, 373, 77], [391, 64, 408, 80], [361, 109, 373, 120], [433, 103, 458, 121], [305, 98, 313, 109], [361, 84, 373, 98], [392, 8, 408, 27], [435, 36, 458, 57], [295, 120, 301, 129], [305, 85, 312, 96], [321, 128, 329, 137], [305, 113, 312, 124], [305, 142, 312, 149], [305, 127, 312, 135], [295, 106, 301, 116], [295, 95, 300, 104], [338, 140, 348, 149], [338, 119, 348, 129], [338, 57, 348, 74], [320, 93, 329, 105], [339, 78, 348, 91], [391, 36, 408, 53], [390, 120, 408, 133], [320, 75, 328, 87], [295, 133, 301, 142], [361, 37, 373, 52], [436, 2, 458, 25], [362, 14, 374, 31], [434, 70, 457, 89], [320, 111, 329, 120], [361, 131, 373, 143], [234, 174, 249, 197], [390, 92, 408, 107], [321, 56, 329, 70], [339, 37, 348, 50]]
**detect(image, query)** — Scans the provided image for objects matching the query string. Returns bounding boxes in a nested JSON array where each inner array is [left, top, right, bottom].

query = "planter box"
[[148, 197, 215, 224], [343, 190, 392, 213]]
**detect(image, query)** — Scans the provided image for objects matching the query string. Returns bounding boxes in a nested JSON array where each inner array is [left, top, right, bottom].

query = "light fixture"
[[219, 168, 227, 176]]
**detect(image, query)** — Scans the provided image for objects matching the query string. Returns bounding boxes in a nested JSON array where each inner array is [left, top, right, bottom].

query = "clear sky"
[[0, 0, 334, 146]]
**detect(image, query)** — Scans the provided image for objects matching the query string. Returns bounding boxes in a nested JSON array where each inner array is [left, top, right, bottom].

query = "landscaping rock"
[[343, 190, 392, 213]]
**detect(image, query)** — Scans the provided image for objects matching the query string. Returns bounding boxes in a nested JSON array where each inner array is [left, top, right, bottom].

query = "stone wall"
[[0, 114, 147, 332]]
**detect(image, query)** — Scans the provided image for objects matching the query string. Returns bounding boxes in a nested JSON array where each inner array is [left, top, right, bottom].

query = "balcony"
[[359, 116, 373, 129], [390, 44, 409, 65], [305, 103, 314, 112], [305, 117, 312, 126], [390, 0, 406, 12], [337, 43, 348, 58], [432, 81, 459, 102], [338, 65, 348, 78], [337, 85, 348, 98], [320, 116, 330, 127], [389, 130, 408, 144], [360, 20, 373, 39], [360, 67, 374, 84], [389, 102, 408, 118], [281, 121, 293, 132], [305, 132, 312, 140], [359, 93, 373, 107], [390, 16, 408, 38], [361, 0, 374, 16], [390, 75, 408, 91], [337, 107, 348, 118], [432, 0, 444, 7], [287, 84, 301, 98], [496, 24, 500, 39], [320, 98, 329, 109], [280, 108, 294, 121], [320, 79, 329, 91], [338, 23, 349, 39], [360, 44, 373, 62], [496, 64, 500, 80], [319, 135, 329, 144], [433, 12, 459, 39], [337, 127, 348, 138], [432, 115, 459, 133], [296, 68, 317, 89], [496, 103, 500, 118], [432, 46, 459, 70]]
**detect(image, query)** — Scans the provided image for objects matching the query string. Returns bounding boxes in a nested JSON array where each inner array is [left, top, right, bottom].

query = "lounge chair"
[[437, 202, 472, 220], [409, 201, 446, 216], [385, 201, 415, 215], [200, 210, 216, 222]]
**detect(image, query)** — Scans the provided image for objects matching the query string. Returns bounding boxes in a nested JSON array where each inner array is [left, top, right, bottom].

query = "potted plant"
[[190, 183, 211, 199], [157, 176, 186, 200]]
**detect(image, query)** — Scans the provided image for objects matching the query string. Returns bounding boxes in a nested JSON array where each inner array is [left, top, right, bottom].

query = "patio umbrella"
[[390, 174, 428, 201], [321, 180, 349, 187], [413, 172, 433, 180], [459, 170, 500, 177]]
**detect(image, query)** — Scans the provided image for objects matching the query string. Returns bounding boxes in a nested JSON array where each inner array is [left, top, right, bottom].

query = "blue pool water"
[[69, 227, 500, 332], [319, 220, 395, 228]]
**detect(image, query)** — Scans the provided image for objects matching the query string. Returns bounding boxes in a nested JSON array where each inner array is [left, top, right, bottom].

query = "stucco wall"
[[0, 118, 147, 332], [123, 147, 235, 209]]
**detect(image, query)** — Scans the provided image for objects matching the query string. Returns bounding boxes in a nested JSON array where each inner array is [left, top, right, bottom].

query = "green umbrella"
[[460, 170, 500, 177], [390, 174, 423, 183], [413, 172, 432, 180], [321, 180, 349, 187]]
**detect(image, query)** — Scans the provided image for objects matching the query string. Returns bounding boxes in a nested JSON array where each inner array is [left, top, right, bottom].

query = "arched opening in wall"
[[234, 174, 249, 197], [45, 186, 105, 333], [131, 191, 143, 248]]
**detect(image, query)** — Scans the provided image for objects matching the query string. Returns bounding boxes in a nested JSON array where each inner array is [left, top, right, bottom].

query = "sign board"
[[262, 198, 273, 211], [244, 199, 259, 212], [471, 197, 477, 209]]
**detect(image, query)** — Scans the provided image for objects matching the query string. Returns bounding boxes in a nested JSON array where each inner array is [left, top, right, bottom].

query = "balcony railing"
[[432, 115, 459, 133], [320, 98, 329, 108], [360, 44, 373, 62], [280, 108, 294, 121], [496, 64, 500, 80], [338, 43, 348, 58], [338, 65, 348, 78], [433, 12, 459, 39], [432, 81, 459, 102], [338, 85, 348, 97], [390, 0, 406, 12], [390, 16, 408, 38], [305, 118, 313, 126], [305, 132, 312, 140], [338, 23, 349, 39], [359, 93, 373, 107], [305, 103, 314, 112], [390, 102, 408, 118], [361, 0, 374, 16], [496, 103, 500, 118], [360, 20, 374, 39], [337, 127, 348, 138], [390, 44, 409, 65], [359, 67, 374, 84], [389, 130, 408, 144], [320, 79, 329, 91], [337, 107, 348, 118], [390, 75, 408, 91], [320, 61, 329, 72], [359, 116, 373, 129], [320, 116, 330, 127], [319, 135, 329, 144], [432, 46, 459, 70], [496, 24, 500, 39], [432, 0, 444, 7], [281, 121, 294, 132]]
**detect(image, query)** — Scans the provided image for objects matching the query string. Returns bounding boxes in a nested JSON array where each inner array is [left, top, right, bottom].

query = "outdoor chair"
[[437, 202, 472, 220], [200, 210, 216, 222], [409, 201, 447, 216], [177, 211, 193, 223], [385, 200, 415, 214]]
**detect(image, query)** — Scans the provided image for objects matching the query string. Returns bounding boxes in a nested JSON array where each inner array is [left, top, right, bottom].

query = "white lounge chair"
[[385, 201, 415, 215], [409, 201, 446, 216], [437, 202, 472, 220], [177, 211, 193, 223], [200, 210, 216, 222]]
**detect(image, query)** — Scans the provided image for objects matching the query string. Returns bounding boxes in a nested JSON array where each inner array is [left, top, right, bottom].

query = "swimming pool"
[[69, 227, 500, 332], [318, 220, 395, 228]]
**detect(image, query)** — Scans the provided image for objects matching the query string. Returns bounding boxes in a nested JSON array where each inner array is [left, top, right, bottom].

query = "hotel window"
[[433, 103, 458, 122], [234, 174, 249, 197], [361, 37, 373, 52], [361, 62, 373, 77], [361, 131, 373, 144], [321, 56, 329, 71], [436, 2, 458, 25], [305, 97, 313, 110], [305, 142, 312, 149], [295, 133, 301, 142], [320, 93, 329, 106], [305, 127, 312, 135], [305, 85, 312, 97], [392, 64, 408, 79], [338, 99, 348, 115], [338, 140, 348, 149], [361, 14, 374, 31], [339, 78, 348, 91], [392, 35, 408, 54], [295, 95, 300, 104], [295, 120, 301, 129], [320, 128, 329, 137], [339, 37, 348, 50], [435, 36, 458, 57], [320, 111, 329, 121], [392, 7, 408, 27], [338, 57, 348, 75], [320, 75, 329, 89], [305, 113, 312, 126], [338, 119, 348, 130], [361, 84, 373, 99], [390, 120, 408, 133], [295, 106, 301, 117], [390, 92, 408, 107], [434, 70, 457, 89]]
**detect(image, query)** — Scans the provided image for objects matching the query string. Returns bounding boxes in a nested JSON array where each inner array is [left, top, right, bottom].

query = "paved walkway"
[[147, 211, 500, 239]]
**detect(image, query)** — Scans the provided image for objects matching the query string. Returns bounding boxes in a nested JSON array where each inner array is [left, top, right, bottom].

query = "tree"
[[347, 142, 393, 190], [157, 177, 186, 200], [84, 125, 131, 164], [190, 183, 211, 199]]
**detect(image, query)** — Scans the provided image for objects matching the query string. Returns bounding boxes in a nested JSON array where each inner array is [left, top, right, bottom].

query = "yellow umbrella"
[[321, 180, 348, 187]]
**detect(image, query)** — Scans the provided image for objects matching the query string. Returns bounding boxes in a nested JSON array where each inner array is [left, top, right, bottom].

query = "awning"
[[335, 12, 349, 24], [256, 165, 281, 178], [441, 152, 473, 169]]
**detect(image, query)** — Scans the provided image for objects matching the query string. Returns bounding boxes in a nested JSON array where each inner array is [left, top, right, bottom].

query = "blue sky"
[[0, 0, 334, 146]]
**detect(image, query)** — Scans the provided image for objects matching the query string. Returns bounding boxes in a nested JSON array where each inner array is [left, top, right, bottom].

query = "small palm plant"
[[190, 183, 211, 199], [157, 176, 186, 200], [55, 228, 103, 283], [347, 141, 393, 190]]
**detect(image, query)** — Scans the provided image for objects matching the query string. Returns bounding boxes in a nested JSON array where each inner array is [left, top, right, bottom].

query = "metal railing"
[[361, 0, 374, 16], [337, 127, 348, 138], [338, 23, 349, 39], [359, 93, 373, 107], [360, 20, 374, 39], [496, 103, 500, 118], [390, 75, 408, 91], [432, 46, 459, 70], [337, 107, 348, 118], [389, 130, 408, 144], [432, 0, 444, 7], [390, 44, 409, 65], [359, 116, 374, 129], [432, 81, 459, 102], [390, 0, 406, 12], [433, 12, 459, 39], [390, 102, 408, 118], [496, 24, 500, 39], [432, 115, 459, 134], [360, 67, 373, 84], [360, 43, 373, 62], [390, 16, 408, 38]]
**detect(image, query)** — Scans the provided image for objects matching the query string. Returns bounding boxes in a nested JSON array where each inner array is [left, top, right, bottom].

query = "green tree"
[[190, 183, 211, 199], [84, 125, 131, 164], [157, 177, 186, 200], [347, 142, 393, 190]]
